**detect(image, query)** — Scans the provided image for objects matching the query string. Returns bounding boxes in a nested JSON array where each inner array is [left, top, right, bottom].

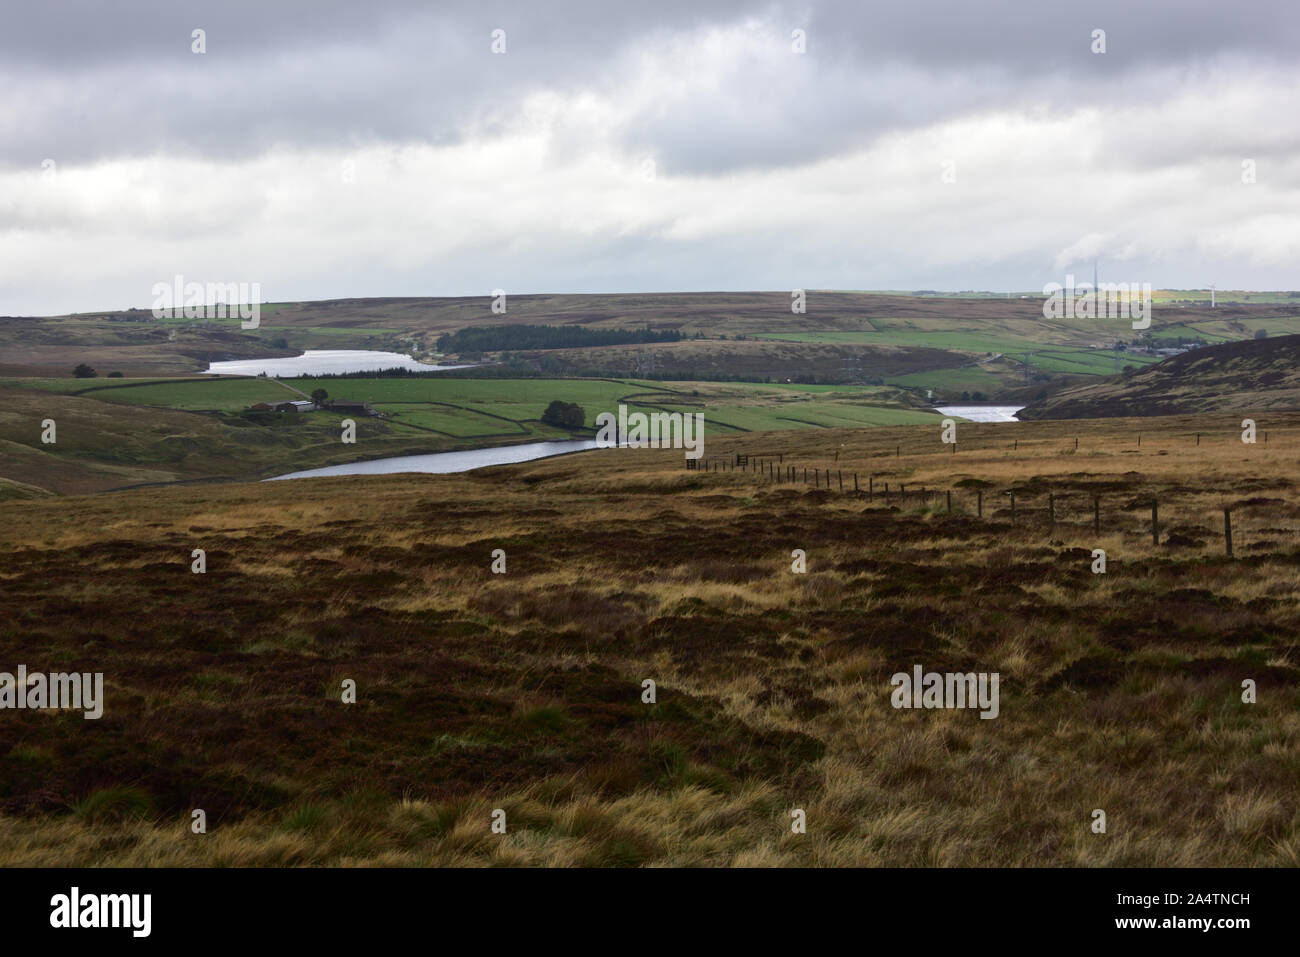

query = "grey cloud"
[[2, 0, 1298, 172]]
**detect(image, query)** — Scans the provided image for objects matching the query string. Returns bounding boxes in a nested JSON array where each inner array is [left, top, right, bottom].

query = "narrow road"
[[271, 377, 312, 399]]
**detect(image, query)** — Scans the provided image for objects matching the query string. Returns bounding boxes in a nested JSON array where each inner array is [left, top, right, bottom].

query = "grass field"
[[375, 404, 530, 437], [0, 375, 939, 493], [1, 412, 1296, 865], [754, 331, 1163, 376], [75, 378, 301, 410]]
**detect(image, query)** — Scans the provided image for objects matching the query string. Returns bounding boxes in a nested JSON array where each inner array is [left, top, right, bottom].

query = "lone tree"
[[1254, 329, 1268, 339], [73, 363, 97, 378], [310, 388, 329, 406], [541, 400, 585, 430]]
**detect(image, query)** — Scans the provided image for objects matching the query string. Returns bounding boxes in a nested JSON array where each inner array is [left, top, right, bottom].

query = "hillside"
[[1, 413, 1297, 865], [9, 291, 1299, 397], [1019, 335, 1300, 419], [0, 377, 941, 494]]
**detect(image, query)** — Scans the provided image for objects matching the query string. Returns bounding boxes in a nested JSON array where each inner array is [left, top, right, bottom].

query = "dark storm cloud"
[[2, 0, 1297, 172]]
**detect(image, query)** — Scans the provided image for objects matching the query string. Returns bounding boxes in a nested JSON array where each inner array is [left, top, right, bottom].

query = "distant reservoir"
[[203, 350, 476, 377], [266, 440, 600, 481], [933, 405, 1024, 422]]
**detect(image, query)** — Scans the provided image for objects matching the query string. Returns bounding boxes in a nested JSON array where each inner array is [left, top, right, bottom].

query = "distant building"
[[329, 400, 374, 415]]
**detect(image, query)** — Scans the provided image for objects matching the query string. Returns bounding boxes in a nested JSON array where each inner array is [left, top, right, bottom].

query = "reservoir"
[[265, 402, 1022, 480], [933, 405, 1024, 422], [267, 439, 600, 480], [203, 350, 477, 377]]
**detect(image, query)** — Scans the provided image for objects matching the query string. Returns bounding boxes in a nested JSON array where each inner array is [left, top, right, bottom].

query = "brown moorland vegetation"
[[0, 413, 1297, 865], [1021, 334, 1300, 419], [8, 291, 1297, 383]]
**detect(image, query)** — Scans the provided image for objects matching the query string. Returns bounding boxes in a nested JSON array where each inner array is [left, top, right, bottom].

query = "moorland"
[[0, 413, 1297, 865], [2, 290, 1298, 867]]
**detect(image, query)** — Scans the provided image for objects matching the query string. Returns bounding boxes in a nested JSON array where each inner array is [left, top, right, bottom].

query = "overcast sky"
[[2, 0, 1297, 315]]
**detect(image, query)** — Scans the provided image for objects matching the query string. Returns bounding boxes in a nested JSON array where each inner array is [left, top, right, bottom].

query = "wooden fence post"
[[1014, 439, 1018, 451], [1093, 496, 1100, 536], [815, 470, 820, 488], [838, 470, 843, 491], [1010, 490, 1016, 521], [1224, 508, 1233, 557], [1152, 499, 1159, 546], [869, 475, 874, 501], [854, 473, 859, 492], [977, 490, 983, 518], [946, 490, 952, 513]]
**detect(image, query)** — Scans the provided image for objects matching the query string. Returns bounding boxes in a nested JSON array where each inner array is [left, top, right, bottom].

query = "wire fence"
[[685, 451, 1297, 556]]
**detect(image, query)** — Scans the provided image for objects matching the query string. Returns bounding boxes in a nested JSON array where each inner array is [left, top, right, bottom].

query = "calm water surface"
[[267, 440, 599, 480], [933, 405, 1024, 422], [204, 350, 476, 377]]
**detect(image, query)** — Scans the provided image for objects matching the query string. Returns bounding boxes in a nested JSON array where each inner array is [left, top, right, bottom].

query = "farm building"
[[330, 400, 375, 415]]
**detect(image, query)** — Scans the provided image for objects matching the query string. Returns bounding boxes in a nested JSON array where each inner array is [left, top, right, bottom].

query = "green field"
[[0, 371, 947, 494], [376, 403, 530, 437], [290, 377, 672, 428], [0, 374, 937, 441], [73, 377, 300, 410]]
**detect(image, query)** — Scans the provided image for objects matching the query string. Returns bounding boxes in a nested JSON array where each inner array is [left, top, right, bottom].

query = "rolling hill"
[[9, 292, 1298, 398], [1019, 334, 1300, 419]]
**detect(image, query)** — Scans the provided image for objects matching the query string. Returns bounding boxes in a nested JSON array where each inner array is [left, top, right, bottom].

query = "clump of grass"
[[71, 787, 155, 825], [282, 802, 332, 833]]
